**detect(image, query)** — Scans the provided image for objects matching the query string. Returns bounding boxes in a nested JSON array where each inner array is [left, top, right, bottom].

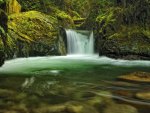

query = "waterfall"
[[66, 29, 94, 55]]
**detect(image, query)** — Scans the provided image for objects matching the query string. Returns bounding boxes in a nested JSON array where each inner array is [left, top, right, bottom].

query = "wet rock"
[[102, 80, 140, 87], [136, 92, 150, 101], [0, 9, 7, 66], [32, 104, 66, 113], [86, 96, 103, 107], [66, 101, 99, 113], [0, 110, 19, 113], [86, 95, 114, 108], [33, 101, 99, 113], [113, 90, 134, 98], [15, 93, 27, 100], [0, 88, 16, 98], [11, 103, 28, 113], [0, 49, 5, 66], [73, 91, 96, 100], [14, 92, 27, 102], [22, 95, 40, 107], [83, 0, 150, 60], [103, 104, 138, 113], [118, 72, 150, 83], [85, 91, 116, 112]]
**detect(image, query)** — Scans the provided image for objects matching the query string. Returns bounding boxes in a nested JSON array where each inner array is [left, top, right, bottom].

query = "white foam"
[[0, 56, 150, 74]]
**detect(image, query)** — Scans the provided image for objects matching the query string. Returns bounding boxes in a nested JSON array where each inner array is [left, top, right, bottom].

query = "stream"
[[0, 55, 150, 113]]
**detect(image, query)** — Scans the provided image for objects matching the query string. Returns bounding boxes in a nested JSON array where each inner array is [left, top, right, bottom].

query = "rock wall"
[[82, 0, 150, 60], [7, 11, 67, 58], [0, 8, 8, 66]]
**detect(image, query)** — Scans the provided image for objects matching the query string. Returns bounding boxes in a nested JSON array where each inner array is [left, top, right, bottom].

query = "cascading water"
[[66, 29, 94, 55]]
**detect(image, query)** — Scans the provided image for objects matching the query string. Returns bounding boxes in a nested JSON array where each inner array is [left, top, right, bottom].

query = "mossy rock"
[[8, 11, 66, 57], [94, 0, 150, 59], [0, 9, 7, 66], [0, 48, 4, 67]]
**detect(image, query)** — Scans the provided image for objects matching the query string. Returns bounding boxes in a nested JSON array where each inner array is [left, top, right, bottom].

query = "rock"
[[113, 90, 134, 98], [33, 104, 66, 113], [0, 9, 8, 66], [10, 103, 28, 113], [82, 0, 150, 60], [0, 48, 5, 66], [85, 91, 116, 112], [101, 80, 140, 87], [14, 92, 27, 102], [118, 72, 150, 83], [65, 101, 99, 113], [104, 104, 138, 113], [7, 11, 67, 58], [33, 101, 99, 113], [136, 92, 150, 101], [0, 88, 16, 98], [0, 110, 19, 113], [6, 0, 21, 14]]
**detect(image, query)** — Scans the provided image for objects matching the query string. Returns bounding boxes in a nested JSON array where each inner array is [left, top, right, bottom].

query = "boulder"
[[118, 72, 150, 83], [7, 11, 67, 58], [0, 88, 16, 98], [33, 101, 99, 113], [136, 92, 150, 101], [104, 104, 138, 113]]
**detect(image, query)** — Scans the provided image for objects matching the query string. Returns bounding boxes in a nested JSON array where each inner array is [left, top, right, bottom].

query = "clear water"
[[0, 55, 150, 113]]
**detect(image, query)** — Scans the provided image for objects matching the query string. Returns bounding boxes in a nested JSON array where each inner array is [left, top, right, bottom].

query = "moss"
[[7, 11, 67, 57], [56, 10, 74, 28], [90, 0, 150, 59], [6, 0, 21, 14], [8, 11, 57, 42], [57, 11, 72, 20]]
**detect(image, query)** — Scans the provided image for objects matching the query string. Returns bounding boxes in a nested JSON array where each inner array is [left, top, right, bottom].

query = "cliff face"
[[98, 0, 150, 59], [82, 0, 150, 59], [0, 2, 8, 66], [0, 0, 21, 66]]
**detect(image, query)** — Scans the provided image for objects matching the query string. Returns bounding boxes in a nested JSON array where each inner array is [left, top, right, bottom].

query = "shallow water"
[[0, 55, 150, 113]]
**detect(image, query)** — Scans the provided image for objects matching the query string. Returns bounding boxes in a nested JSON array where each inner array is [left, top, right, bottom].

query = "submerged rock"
[[10, 103, 28, 113], [103, 104, 138, 113], [33, 101, 99, 113], [136, 92, 150, 101], [0, 110, 19, 113], [0, 88, 16, 98], [66, 101, 99, 113], [118, 72, 150, 83]]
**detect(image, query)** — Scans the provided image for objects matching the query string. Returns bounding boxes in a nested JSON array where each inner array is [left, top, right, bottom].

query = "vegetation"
[[0, 0, 150, 65]]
